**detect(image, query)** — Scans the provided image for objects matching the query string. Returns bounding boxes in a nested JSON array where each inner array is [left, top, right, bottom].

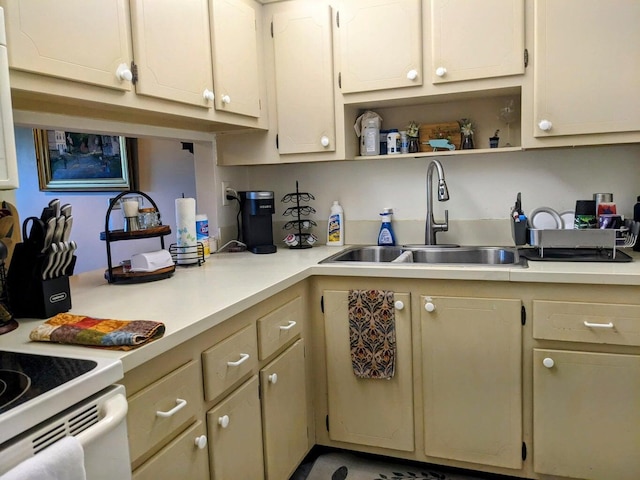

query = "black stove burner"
[[0, 370, 30, 410], [0, 351, 97, 415]]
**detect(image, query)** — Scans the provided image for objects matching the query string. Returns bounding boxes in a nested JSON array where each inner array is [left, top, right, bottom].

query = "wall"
[[246, 144, 640, 246], [13, 127, 197, 273]]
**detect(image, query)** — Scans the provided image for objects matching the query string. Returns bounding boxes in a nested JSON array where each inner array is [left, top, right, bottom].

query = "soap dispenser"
[[378, 208, 396, 246]]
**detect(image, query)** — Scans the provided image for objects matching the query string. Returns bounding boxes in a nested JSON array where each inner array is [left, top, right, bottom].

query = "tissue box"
[[130, 250, 174, 272]]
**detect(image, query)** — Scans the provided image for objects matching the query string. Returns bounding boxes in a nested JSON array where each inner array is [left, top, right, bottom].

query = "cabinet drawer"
[[257, 296, 302, 360], [202, 324, 258, 402], [533, 300, 640, 346], [133, 420, 210, 480], [128, 360, 201, 465]]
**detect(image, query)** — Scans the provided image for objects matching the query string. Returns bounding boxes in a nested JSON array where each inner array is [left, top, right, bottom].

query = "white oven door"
[[0, 385, 132, 480]]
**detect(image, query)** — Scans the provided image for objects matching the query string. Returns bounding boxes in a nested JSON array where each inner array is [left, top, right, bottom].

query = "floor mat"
[[303, 452, 489, 480]]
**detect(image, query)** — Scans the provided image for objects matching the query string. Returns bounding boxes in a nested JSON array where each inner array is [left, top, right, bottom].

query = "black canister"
[[574, 200, 597, 229]]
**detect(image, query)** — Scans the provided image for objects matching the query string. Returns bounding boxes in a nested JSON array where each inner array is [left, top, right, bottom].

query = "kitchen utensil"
[[48, 199, 61, 218], [530, 207, 563, 229], [39, 206, 55, 223], [22, 216, 46, 252], [52, 215, 66, 243], [42, 216, 56, 252], [60, 240, 77, 276], [62, 215, 73, 242], [52, 242, 69, 278], [41, 243, 58, 280], [60, 203, 72, 218]]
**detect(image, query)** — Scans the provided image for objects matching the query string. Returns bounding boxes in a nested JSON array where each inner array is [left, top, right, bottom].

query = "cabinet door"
[[260, 339, 308, 480], [533, 349, 640, 480], [533, 0, 640, 138], [430, 0, 524, 84], [1, 0, 132, 91], [323, 290, 414, 451], [0, 38, 18, 189], [130, 0, 214, 108], [207, 377, 265, 480], [421, 295, 522, 469], [337, 0, 422, 93], [210, 0, 261, 118], [272, 4, 335, 154], [133, 421, 210, 480]]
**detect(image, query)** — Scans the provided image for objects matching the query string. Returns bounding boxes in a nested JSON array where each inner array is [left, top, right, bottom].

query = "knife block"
[[7, 243, 74, 318]]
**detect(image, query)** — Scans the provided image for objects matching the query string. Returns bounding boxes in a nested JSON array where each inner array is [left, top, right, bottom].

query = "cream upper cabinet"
[[210, 0, 262, 118], [323, 290, 414, 452], [130, 0, 214, 108], [0, 0, 133, 91], [533, 349, 640, 480], [272, 4, 335, 154], [260, 339, 309, 480], [532, 0, 640, 139], [429, 0, 525, 84], [421, 295, 523, 469], [336, 0, 422, 94]]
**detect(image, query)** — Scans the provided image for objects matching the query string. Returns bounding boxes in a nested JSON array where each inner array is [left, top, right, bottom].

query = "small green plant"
[[459, 118, 474, 136], [406, 120, 420, 138]]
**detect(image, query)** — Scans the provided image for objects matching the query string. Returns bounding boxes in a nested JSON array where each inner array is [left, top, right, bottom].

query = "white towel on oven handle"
[[0, 436, 86, 480]]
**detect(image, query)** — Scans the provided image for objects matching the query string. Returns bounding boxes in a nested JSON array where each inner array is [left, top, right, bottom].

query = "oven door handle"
[[75, 393, 128, 446]]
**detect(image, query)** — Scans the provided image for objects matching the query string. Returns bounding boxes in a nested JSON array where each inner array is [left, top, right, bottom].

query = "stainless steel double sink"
[[320, 245, 524, 266]]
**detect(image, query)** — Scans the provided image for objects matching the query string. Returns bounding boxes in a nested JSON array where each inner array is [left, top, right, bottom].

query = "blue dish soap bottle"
[[378, 208, 396, 246]]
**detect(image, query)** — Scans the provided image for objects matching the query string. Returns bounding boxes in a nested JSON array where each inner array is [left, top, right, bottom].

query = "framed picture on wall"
[[34, 129, 139, 192]]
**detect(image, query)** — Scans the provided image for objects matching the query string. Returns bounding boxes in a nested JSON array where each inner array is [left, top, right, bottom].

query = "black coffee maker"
[[239, 191, 277, 254]]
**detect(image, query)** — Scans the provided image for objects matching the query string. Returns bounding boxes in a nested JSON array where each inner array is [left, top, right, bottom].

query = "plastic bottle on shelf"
[[195, 213, 210, 257], [361, 118, 380, 156], [377, 208, 396, 246], [327, 201, 344, 246]]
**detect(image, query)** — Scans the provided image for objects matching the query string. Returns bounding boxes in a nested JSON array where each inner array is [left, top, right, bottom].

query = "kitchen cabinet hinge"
[[326, 415, 330, 431], [130, 61, 138, 85], [521, 305, 526, 325], [522, 442, 527, 461], [338, 72, 341, 89], [275, 134, 279, 150], [320, 295, 324, 313], [524, 49, 529, 68], [270, 21, 273, 38], [336, 11, 340, 28]]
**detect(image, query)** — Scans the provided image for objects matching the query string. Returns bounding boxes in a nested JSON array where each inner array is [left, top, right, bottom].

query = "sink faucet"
[[425, 159, 450, 245]]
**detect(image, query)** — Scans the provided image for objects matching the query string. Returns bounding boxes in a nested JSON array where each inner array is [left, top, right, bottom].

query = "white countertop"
[[2, 245, 640, 373]]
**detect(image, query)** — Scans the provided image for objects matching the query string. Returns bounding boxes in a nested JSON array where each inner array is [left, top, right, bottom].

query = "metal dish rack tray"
[[528, 228, 618, 258]]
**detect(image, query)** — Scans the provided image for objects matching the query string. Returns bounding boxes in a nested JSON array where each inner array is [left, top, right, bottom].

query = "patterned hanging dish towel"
[[29, 313, 165, 350], [348, 289, 396, 379]]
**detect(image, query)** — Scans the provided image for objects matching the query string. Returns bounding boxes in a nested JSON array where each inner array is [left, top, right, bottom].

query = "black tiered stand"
[[282, 182, 316, 249]]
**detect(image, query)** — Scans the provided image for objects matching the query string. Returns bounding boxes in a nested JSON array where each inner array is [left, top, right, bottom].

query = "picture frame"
[[34, 129, 138, 192]]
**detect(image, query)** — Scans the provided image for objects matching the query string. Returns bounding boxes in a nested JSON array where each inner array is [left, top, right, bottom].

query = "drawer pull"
[[194, 435, 208, 449], [268, 373, 278, 384], [279, 320, 297, 331], [543, 357, 555, 369], [227, 353, 250, 367], [584, 321, 614, 329], [156, 398, 187, 418], [218, 415, 230, 428], [394, 300, 404, 310]]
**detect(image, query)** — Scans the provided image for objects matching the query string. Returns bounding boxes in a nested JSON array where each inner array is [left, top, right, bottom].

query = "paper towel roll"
[[175, 197, 197, 264]]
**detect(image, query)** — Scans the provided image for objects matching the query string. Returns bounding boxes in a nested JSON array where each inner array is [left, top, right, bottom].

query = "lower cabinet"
[[260, 338, 309, 480], [323, 289, 414, 452], [132, 421, 210, 480], [207, 376, 265, 479], [420, 295, 523, 469]]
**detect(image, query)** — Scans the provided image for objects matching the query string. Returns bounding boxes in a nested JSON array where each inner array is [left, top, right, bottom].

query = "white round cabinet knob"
[[538, 119, 553, 131], [406, 69, 418, 81], [394, 300, 404, 310], [268, 373, 278, 384], [320, 136, 330, 147], [203, 89, 215, 102], [425, 301, 435, 313], [194, 435, 208, 449], [218, 415, 230, 428], [221, 94, 231, 104], [435, 67, 447, 77], [543, 357, 555, 369], [115, 63, 133, 82]]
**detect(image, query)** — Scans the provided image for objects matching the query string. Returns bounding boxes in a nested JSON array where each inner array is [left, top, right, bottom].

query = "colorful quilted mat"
[[29, 313, 165, 350], [348, 289, 396, 379]]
